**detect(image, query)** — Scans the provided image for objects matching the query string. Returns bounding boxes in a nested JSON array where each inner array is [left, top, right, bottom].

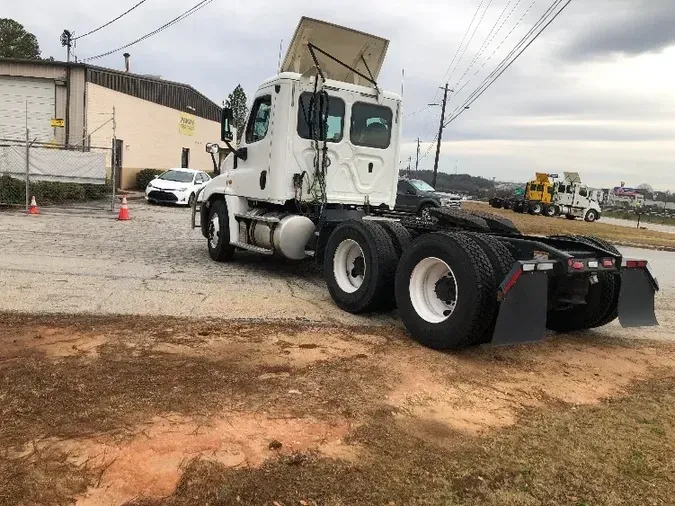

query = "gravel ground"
[[0, 202, 672, 338], [0, 202, 396, 326]]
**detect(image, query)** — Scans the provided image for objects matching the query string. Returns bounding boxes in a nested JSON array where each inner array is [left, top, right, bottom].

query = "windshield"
[[409, 180, 436, 192], [159, 170, 193, 183]]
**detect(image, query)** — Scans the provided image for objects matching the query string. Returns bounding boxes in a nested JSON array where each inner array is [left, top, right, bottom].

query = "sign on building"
[[51, 118, 65, 128], [179, 113, 195, 136]]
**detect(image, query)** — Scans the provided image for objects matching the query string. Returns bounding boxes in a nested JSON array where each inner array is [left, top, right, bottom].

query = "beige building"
[[0, 57, 222, 189]]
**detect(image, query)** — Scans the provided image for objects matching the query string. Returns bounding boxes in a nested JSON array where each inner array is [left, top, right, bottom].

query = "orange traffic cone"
[[28, 196, 39, 215], [117, 196, 130, 221]]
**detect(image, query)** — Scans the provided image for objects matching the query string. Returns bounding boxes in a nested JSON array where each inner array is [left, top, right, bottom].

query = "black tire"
[[376, 220, 412, 258], [585, 209, 599, 222], [466, 209, 520, 234], [395, 232, 497, 350], [503, 200, 513, 210], [207, 200, 235, 262], [577, 236, 621, 328], [529, 202, 543, 215], [419, 203, 437, 221], [546, 273, 618, 333], [543, 204, 557, 217], [429, 207, 490, 232], [566, 214, 576, 220], [188, 193, 196, 207], [324, 220, 398, 313], [489, 198, 503, 209], [468, 234, 517, 344]]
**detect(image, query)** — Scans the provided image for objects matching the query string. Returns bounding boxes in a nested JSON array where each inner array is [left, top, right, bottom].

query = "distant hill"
[[401, 170, 496, 198]]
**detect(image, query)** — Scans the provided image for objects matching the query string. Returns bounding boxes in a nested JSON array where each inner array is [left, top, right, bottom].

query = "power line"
[[82, 0, 213, 62], [446, 0, 495, 85], [452, 0, 539, 99], [74, 0, 150, 40], [445, 0, 572, 127], [452, 0, 521, 91], [415, 0, 487, 144]]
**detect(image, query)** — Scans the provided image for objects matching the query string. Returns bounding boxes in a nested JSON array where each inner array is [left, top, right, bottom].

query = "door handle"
[[235, 147, 248, 161]]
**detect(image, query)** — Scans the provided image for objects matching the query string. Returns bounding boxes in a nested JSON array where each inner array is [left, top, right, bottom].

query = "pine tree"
[[225, 85, 248, 144]]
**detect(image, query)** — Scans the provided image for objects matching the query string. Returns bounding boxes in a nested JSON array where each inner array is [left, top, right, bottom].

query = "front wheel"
[[395, 232, 496, 350], [207, 200, 235, 262], [585, 209, 599, 222]]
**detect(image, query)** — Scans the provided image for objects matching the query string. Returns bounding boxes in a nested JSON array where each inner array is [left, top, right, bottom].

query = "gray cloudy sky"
[[6, 0, 675, 189]]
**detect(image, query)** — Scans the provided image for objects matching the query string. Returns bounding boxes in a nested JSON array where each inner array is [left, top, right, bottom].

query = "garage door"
[[0, 76, 55, 143]]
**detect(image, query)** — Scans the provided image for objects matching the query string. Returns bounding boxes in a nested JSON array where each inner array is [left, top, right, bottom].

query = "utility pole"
[[60, 30, 73, 62], [415, 138, 420, 172], [432, 83, 450, 189]]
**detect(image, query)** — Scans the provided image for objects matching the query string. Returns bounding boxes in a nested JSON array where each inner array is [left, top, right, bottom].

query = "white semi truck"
[[552, 172, 602, 222], [192, 17, 657, 350]]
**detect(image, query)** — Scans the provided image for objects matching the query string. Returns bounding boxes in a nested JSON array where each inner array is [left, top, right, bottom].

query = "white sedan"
[[145, 168, 211, 206]]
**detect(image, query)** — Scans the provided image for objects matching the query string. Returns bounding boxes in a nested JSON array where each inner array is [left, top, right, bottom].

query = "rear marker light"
[[537, 262, 554, 271], [588, 260, 599, 269], [637, 260, 647, 268], [602, 258, 614, 268], [522, 263, 536, 272], [626, 260, 637, 268], [568, 260, 584, 270], [502, 268, 522, 296]]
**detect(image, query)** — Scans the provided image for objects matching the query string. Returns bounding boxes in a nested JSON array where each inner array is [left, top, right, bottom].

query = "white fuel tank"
[[250, 211, 316, 260]]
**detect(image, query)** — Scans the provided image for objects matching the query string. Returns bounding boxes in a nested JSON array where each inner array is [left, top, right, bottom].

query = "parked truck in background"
[[193, 17, 657, 351], [490, 172, 602, 222]]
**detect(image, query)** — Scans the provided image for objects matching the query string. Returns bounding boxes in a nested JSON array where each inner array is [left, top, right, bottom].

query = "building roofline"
[[0, 56, 220, 112]]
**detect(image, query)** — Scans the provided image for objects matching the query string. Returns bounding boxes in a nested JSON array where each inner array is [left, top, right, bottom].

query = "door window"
[[245, 95, 272, 144], [195, 173, 205, 184], [297, 92, 345, 142], [579, 187, 588, 197], [350, 102, 393, 149]]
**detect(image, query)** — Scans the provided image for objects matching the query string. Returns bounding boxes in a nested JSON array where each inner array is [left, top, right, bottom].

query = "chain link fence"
[[0, 132, 117, 212]]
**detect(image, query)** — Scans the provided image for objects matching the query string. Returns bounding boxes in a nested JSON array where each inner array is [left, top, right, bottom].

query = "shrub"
[[0, 175, 112, 205], [136, 169, 164, 191]]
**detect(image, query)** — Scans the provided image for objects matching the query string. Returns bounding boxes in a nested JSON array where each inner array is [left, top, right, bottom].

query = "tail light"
[[602, 258, 614, 268]]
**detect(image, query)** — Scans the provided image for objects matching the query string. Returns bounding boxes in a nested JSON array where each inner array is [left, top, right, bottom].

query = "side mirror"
[[221, 107, 234, 142], [206, 143, 220, 154]]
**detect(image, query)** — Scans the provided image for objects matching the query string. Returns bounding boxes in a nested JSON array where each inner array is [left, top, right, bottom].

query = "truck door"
[[233, 90, 274, 199]]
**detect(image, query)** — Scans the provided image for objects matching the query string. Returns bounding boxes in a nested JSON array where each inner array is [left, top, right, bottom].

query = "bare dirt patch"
[[2, 313, 675, 505]]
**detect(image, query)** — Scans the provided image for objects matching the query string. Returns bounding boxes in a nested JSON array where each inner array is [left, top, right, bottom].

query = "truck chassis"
[[193, 198, 658, 350]]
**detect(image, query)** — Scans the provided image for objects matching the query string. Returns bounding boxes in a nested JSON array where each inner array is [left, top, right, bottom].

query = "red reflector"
[[626, 260, 637, 268], [602, 258, 614, 268], [502, 268, 523, 295], [571, 261, 584, 270], [637, 260, 647, 268]]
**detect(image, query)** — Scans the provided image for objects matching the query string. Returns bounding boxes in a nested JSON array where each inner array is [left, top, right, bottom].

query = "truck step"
[[234, 213, 281, 224], [230, 241, 274, 255]]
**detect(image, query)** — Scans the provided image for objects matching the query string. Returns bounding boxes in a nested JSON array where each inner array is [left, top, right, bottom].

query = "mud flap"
[[491, 271, 549, 346], [618, 269, 658, 327]]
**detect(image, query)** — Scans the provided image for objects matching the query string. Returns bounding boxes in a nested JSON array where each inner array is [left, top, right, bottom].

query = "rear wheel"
[[578, 236, 621, 327], [325, 220, 398, 313], [395, 232, 496, 350], [529, 202, 543, 215], [468, 234, 516, 344], [544, 204, 557, 217], [419, 203, 437, 221], [546, 272, 617, 332], [207, 200, 235, 262]]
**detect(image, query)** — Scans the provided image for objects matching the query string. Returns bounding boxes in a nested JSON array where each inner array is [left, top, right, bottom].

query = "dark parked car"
[[395, 178, 462, 219]]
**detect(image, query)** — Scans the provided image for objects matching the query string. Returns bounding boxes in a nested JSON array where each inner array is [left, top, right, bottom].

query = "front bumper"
[[146, 188, 190, 204]]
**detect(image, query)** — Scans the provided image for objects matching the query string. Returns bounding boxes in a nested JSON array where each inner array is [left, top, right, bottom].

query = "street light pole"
[[432, 83, 450, 189]]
